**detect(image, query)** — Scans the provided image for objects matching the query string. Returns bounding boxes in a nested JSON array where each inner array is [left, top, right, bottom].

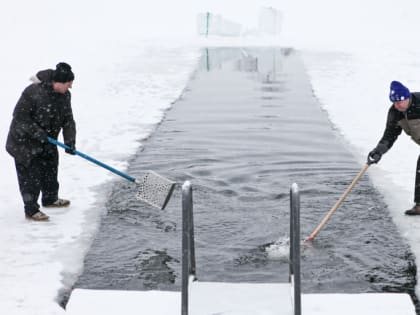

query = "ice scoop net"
[[48, 137, 175, 210], [135, 171, 175, 210]]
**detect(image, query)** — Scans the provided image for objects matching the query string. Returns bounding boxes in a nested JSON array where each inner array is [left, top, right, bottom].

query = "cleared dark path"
[[74, 48, 415, 304]]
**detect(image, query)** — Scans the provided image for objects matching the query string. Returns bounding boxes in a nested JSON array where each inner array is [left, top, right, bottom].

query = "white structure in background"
[[258, 7, 282, 35], [197, 12, 242, 37]]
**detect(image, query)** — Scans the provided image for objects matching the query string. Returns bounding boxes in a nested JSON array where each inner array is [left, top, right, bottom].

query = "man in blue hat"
[[367, 81, 420, 215]]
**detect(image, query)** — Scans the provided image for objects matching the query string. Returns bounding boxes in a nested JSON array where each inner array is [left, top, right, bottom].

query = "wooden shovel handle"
[[306, 163, 370, 241]]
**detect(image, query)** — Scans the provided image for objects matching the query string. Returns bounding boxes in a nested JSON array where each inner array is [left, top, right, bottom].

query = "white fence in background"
[[259, 6, 282, 35], [197, 12, 242, 37]]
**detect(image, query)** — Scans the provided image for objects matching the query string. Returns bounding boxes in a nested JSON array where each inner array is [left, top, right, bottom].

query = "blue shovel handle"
[[48, 137, 136, 183]]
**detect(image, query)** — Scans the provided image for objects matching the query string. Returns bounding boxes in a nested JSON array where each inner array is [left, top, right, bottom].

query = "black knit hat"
[[52, 62, 75, 83]]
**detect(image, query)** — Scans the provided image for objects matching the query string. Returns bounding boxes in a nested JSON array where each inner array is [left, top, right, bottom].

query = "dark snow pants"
[[15, 154, 59, 216], [416, 155, 420, 203]]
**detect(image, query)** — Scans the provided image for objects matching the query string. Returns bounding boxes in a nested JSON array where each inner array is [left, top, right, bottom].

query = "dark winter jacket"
[[374, 92, 420, 154], [6, 69, 76, 167]]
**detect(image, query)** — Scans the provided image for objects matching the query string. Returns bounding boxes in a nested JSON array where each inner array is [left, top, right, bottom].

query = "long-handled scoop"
[[306, 163, 370, 241], [48, 137, 175, 210]]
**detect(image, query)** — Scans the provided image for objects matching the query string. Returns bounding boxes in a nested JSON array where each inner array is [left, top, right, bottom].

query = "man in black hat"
[[6, 62, 77, 221]]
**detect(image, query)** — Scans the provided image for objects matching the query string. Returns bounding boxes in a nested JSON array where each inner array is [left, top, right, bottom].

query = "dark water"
[[72, 47, 416, 309]]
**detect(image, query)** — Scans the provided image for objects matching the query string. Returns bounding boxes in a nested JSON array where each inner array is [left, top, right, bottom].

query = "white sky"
[[1, 0, 420, 314], [2, 0, 416, 44]]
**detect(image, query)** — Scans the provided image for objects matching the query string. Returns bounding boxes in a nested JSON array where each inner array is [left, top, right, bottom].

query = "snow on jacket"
[[5, 69, 76, 166]]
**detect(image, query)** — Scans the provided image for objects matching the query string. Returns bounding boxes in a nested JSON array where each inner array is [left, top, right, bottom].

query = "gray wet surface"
[[73, 47, 416, 306]]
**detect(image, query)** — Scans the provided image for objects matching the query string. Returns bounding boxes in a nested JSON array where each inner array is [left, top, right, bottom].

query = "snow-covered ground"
[[1, 0, 420, 314], [0, 38, 200, 315]]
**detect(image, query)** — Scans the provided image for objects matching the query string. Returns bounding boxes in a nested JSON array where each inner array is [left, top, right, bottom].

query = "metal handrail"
[[290, 183, 302, 315], [181, 181, 301, 315], [181, 181, 196, 315]]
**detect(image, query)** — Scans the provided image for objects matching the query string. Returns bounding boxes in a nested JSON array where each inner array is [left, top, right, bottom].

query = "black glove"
[[367, 148, 382, 165], [65, 141, 76, 155], [367, 143, 388, 165]]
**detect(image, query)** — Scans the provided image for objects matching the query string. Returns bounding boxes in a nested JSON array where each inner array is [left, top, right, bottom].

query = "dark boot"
[[405, 204, 420, 215], [25, 211, 50, 221], [43, 198, 70, 208]]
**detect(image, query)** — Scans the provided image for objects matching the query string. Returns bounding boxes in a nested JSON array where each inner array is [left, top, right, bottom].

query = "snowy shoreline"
[[0, 40, 202, 315], [2, 40, 420, 313], [2, 41, 420, 313]]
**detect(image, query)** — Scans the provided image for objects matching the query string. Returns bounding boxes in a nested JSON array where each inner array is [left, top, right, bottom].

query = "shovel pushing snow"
[[48, 137, 175, 210]]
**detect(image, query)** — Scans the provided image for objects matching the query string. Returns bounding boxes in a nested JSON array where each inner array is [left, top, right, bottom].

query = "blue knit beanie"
[[389, 81, 410, 102]]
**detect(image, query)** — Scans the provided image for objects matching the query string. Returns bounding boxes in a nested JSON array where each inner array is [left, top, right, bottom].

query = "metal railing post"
[[289, 186, 294, 282], [290, 183, 301, 315], [188, 191, 196, 278], [181, 181, 193, 315], [206, 12, 210, 37]]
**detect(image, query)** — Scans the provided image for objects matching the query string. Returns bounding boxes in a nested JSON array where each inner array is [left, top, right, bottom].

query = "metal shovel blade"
[[135, 171, 176, 210]]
